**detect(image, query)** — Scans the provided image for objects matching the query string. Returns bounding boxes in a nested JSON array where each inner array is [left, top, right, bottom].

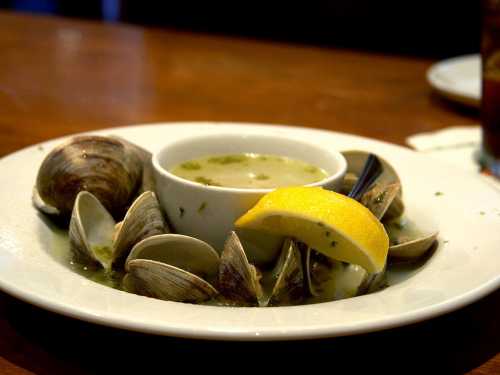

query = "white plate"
[[1, 122, 499, 341], [427, 54, 480, 107]]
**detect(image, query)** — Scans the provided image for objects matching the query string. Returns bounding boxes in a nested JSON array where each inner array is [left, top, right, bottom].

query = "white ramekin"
[[152, 132, 347, 256]]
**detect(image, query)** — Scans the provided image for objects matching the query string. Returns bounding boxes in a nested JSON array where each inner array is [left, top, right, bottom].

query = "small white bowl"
[[152, 132, 347, 252]]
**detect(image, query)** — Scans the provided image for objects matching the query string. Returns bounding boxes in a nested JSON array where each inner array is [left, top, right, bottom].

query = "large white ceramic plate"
[[427, 54, 480, 107], [1, 122, 499, 341]]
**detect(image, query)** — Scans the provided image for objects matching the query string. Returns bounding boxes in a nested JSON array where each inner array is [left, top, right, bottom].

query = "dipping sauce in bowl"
[[152, 132, 347, 252], [169, 153, 329, 189]]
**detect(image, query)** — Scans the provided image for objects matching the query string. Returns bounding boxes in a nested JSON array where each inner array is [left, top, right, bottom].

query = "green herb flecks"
[[179, 207, 185, 218], [480, 211, 485, 216], [325, 231, 331, 237], [255, 174, 270, 180], [180, 161, 201, 170], [304, 165, 319, 174], [435, 191, 444, 196], [330, 241, 337, 247], [208, 155, 248, 165], [194, 176, 221, 186], [375, 191, 387, 204], [198, 202, 207, 213]]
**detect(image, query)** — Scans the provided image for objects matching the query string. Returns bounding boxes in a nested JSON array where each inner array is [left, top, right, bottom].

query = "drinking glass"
[[481, 0, 500, 176]]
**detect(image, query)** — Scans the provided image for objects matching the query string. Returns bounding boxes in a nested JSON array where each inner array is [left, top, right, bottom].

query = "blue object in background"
[[13, 0, 56, 13], [102, 0, 120, 21]]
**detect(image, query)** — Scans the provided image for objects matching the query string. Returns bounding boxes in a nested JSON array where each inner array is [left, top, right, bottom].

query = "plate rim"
[[426, 53, 480, 108]]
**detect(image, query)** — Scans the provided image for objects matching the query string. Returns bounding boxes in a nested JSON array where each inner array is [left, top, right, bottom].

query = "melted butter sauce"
[[52, 231, 124, 290]]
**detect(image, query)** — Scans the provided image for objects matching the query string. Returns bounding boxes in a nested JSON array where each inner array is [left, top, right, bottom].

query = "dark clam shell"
[[36, 135, 143, 219]]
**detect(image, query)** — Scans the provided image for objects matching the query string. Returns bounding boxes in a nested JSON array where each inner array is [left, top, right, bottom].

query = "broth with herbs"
[[169, 153, 329, 189]]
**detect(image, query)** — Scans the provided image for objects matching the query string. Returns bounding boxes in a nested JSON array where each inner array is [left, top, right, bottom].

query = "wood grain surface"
[[0, 11, 496, 375]]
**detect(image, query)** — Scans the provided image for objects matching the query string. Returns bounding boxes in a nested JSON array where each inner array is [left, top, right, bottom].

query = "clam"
[[389, 232, 438, 260], [341, 150, 404, 220], [385, 216, 438, 260], [361, 182, 401, 220], [126, 234, 219, 280], [218, 231, 262, 306], [110, 136, 155, 193], [357, 263, 387, 295], [342, 150, 401, 189], [265, 238, 304, 306], [69, 191, 116, 269], [125, 260, 218, 303], [305, 248, 369, 300], [383, 193, 405, 222], [340, 172, 358, 195], [69, 190, 168, 271], [34, 135, 143, 219], [113, 191, 169, 266], [123, 233, 220, 303]]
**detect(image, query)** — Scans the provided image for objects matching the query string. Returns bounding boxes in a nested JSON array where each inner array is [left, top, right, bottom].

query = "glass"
[[481, 0, 500, 176]]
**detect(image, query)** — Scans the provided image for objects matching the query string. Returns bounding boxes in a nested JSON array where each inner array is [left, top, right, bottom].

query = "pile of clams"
[[34, 136, 438, 306]]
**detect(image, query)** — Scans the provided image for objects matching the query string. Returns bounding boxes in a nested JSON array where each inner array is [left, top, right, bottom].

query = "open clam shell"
[[218, 231, 261, 306], [361, 182, 401, 220], [112, 191, 168, 266], [383, 194, 405, 222], [266, 238, 304, 306], [357, 263, 387, 295], [126, 259, 218, 303], [305, 248, 385, 302], [341, 150, 404, 220], [125, 233, 219, 281], [35, 135, 143, 219], [306, 248, 373, 301], [69, 191, 116, 270], [342, 150, 401, 189]]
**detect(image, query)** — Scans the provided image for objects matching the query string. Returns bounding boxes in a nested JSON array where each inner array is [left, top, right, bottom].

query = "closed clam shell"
[[125, 233, 219, 280], [127, 259, 218, 303], [110, 136, 155, 193], [35, 135, 143, 219], [389, 232, 438, 259]]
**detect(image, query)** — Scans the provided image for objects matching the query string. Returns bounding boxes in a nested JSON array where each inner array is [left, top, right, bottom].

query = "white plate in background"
[[427, 54, 480, 107], [0, 122, 499, 341]]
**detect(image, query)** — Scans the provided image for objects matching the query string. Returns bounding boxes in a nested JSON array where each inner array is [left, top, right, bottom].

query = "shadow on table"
[[428, 91, 480, 121], [0, 288, 499, 375]]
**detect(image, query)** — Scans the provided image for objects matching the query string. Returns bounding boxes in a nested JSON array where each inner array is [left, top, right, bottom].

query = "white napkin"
[[406, 126, 500, 191]]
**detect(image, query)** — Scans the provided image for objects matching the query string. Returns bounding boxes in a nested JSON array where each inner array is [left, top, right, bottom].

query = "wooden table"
[[0, 11, 497, 375]]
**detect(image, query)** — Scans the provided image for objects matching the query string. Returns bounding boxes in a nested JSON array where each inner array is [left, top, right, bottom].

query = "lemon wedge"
[[235, 187, 389, 273]]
